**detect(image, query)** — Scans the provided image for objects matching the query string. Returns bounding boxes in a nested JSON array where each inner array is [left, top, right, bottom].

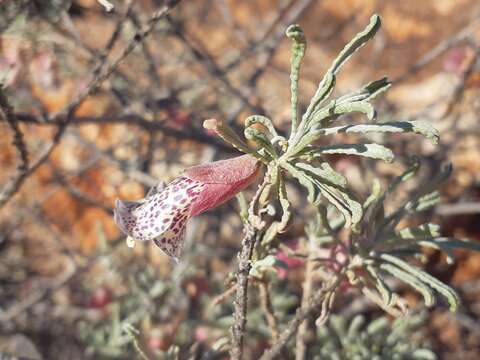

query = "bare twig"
[[295, 237, 315, 360], [260, 277, 340, 360], [443, 44, 480, 117], [436, 201, 480, 216], [393, 15, 480, 83], [170, 20, 265, 116], [258, 280, 279, 343], [230, 222, 258, 360], [15, 112, 233, 151], [210, 284, 237, 309], [0, 0, 182, 208], [0, 88, 29, 206], [230, 173, 272, 359]]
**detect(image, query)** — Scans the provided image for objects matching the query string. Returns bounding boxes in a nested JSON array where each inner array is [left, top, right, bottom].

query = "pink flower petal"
[[185, 154, 259, 184]]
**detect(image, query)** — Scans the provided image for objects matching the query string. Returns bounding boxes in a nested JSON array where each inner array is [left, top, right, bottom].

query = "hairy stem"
[[231, 171, 272, 359], [230, 223, 257, 360]]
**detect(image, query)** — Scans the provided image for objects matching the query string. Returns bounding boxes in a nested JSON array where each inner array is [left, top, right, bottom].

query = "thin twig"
[[443, 44, 480, 117], [435, 201, 480, 216], [170, 20, 265, 116], [15, 112, 233, 152], [230, 174, 271, 359], [393, 15, 480, 83], [260, 277, 340, 360], [258, 280, 279, 343], [230, 222, 257, 360], [0, 0, 182, 208], [0, 88, 29, 206], [210, 284, 237, 309], [295, 237, 315, 360]]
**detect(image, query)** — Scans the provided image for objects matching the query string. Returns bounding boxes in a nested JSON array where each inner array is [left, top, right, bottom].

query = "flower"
[[114, 155, 260, 259]]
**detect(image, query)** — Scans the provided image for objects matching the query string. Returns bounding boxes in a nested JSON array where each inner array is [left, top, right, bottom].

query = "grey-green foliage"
[[349, 159, 480, 313], [79, 266, 170, 358], [215, 14, 439, 231], [314, 312, 436, 360], [209, 12, 480, 317]]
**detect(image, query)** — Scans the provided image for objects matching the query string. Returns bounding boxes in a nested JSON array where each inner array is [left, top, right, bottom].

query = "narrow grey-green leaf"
[[281, 161, 362, 226], [282, 161, 320, 204], [286, 24, 306, 134], [338, 77, 391, 103], [380, 254, 460, 311], [296, 162, 347, 188], [397, 223, 441, 239], [244, 127, 278, 159], [380, 263, 436, 307], [364, 178, 382, 210], [310, 100, 376, 127], [318, 143, 394, 162], [299, 72, 336, 130], [328, 14, 381, 75], [320, 121, 439, 144], [366, 265, 394, 306], [244, 115, 280, 138]]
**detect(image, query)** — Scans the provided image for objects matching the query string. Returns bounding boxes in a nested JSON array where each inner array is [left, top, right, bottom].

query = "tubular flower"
[[114, 155, 260, 259]]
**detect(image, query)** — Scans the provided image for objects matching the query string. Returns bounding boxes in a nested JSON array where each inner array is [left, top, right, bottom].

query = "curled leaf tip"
[[286, 24, 305, 42]]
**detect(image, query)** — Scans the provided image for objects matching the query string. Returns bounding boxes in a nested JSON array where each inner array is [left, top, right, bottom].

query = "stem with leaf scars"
[[230, 223, 257, 360], [230, 172, 271, 360]]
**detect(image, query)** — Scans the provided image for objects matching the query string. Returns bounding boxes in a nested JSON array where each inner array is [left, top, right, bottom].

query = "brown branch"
[[0, 88, 30, 207], [230, 173, 272, 359], [0, 0, 182, 208], [393, 16, 480, 84], [15, 112, 233, 152], [170, 20, 265, 116], [443, 44, 480, 117], [230, 222, 258, 360]]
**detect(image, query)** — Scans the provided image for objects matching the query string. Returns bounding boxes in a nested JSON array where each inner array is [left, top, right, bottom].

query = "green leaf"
[[244, 115, 280, 139], [411, 349, 438, 360], [364, 178, 382, 210], [430, 237, 480, 252], [338, 77, 391, 103], [296, 162, 347, 188], [380, 254, 460, 311], [310, 100, 376, 127], [380, 263, 436, 307], [244, 127, 278, 159], [318, 143, 394, 162], [381, 163, 451, 232], [282, 161, 320, 204], [286, 24, 306, 134], [328, 14, 381, 75], [249, 255, 278, 278], [282, 161, 363, 226], [366, 265, 394, 306], [397, 223, 442, 239], [416, 238, 480, 264], [413, 191, 441, 212], [320, 121, 439, 144]]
